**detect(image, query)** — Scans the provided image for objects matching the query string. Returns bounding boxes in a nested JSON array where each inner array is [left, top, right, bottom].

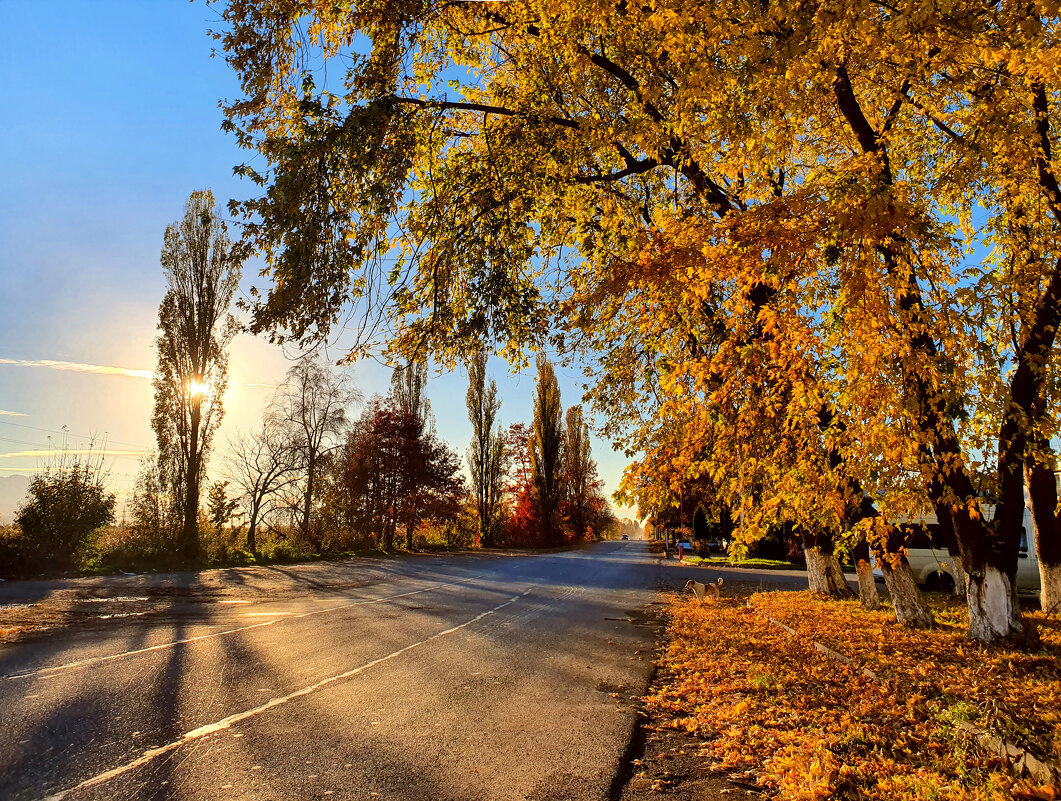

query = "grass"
[[1, 522, 477, 581], [681, 554, 798, 570]]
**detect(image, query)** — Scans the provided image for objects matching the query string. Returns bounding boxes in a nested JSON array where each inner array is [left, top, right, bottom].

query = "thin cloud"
[[0, 358, 153, 380], [0, 449, 147, 459], [0, 409, 27, 417]]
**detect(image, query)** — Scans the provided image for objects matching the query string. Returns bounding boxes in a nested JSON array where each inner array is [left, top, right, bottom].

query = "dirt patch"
[[0, 591, 175, 644], [610, 592, 774, 800], [619, 723, 772, 800]]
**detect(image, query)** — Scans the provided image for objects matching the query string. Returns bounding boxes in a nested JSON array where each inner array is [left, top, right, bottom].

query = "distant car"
[[621, 534, 630, 540]]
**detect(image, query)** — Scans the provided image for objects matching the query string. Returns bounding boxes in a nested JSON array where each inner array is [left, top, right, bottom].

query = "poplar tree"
[[153, 189, 240, 559], [530, 355, 564, 546], [562, 405, 594, 540], [466, 349, 504, 546]]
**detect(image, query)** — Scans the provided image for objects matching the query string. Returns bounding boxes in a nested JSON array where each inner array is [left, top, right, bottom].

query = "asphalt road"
[[0, 542, 822, 801], [0, 542, 676, 801]]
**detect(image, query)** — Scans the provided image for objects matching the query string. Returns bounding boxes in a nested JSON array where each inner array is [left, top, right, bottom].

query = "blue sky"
[[0, 1, 634, 519]]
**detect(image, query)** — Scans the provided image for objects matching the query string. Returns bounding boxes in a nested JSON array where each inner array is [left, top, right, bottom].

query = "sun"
[[187, 379, 210, 398]]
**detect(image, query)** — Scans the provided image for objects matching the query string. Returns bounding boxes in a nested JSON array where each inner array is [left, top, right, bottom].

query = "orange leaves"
[[646, 591, 1061, 800]]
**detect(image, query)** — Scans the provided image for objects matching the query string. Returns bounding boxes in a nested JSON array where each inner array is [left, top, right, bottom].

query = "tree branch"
[[386, 94, 581, 130]]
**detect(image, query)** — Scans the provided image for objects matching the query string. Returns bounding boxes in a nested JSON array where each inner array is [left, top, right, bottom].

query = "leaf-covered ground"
[[643, 591, 1061, 800]]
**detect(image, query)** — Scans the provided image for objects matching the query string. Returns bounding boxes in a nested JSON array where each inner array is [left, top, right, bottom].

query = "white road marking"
[[3, 575, 483, 681], [41, 589, 531, 801]]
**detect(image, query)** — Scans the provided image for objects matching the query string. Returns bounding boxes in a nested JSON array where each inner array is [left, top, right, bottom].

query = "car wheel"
[[925, 571, 955, 594]]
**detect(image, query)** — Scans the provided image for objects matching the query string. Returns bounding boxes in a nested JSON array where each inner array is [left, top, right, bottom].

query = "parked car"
[[878, 508, 1041, 596], [621, 534, 629, 541]]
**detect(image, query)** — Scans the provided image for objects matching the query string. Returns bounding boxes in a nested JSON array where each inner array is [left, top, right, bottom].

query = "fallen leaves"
[[643, 591, 1061, 800]]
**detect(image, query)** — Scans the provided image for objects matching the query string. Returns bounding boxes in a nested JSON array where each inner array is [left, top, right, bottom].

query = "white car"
[[883, 508, 1041, 596]]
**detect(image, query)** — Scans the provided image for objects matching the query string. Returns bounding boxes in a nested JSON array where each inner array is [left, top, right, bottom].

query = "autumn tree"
[[391, 359, 430, 430], [129, 452, 171, 550], [506, 423, 533, 493], [334, 392, 464, 550], [332, 399, 389, 546], [466, 349, 505, 546], [226, 421, 299, 552], [152, 189, 240, 559], [206, 480, 240, 534], [218, 0, 1061, 640], [389, 360, 466, 550], [502, 421, 539, 545], [270, 356, 358, 546]]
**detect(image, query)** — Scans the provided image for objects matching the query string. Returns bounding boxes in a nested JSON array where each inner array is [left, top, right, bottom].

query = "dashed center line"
[[40, 588, 532, 801]]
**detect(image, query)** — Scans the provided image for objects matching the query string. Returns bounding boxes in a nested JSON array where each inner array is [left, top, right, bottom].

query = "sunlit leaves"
[[649, 592, 1061, 799]]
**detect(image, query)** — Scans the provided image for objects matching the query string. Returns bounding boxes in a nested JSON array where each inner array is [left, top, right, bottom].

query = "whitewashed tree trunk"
[[1038, 561, 1061, 614], [804, 547, 854, 598], [950, 557, 969, 599], [879, 560, 933, 628], [855, 559, 880, 610], [966, 566, 1025, 641]]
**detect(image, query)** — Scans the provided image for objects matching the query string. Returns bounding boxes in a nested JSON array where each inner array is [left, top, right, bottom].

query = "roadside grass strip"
[[645, 592, 1061, 800]]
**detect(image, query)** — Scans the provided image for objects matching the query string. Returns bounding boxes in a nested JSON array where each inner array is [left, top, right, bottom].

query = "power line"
[[0, 420, 148, 450], [0, 435, 49, 448]]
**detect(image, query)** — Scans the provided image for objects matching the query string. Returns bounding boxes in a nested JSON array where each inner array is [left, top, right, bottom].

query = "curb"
[[748, 601, 1061, 788]]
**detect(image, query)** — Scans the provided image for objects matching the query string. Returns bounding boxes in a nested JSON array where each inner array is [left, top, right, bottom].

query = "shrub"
[[0, 525, 28, 578], [77, 525, 173, 574], [16, 461, 115, 572], [257, 537, 310, 563]]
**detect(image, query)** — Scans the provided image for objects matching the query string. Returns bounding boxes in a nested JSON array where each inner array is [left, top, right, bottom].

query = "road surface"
[[0, 542, 819, 800]]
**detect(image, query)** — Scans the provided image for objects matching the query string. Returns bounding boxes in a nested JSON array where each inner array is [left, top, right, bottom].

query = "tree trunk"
[[832, 69, 1032, 642], [932, 505, 967, 597], [182, 400, 202, 560], [303, 454, 315, 545], [878, 557, 934, 629], [950, 557, 969, 599], [852, 537, 880, 611], [246, 504, 259, 553], [803, 529, 853, 598], [1037, 560, 1061, 615], [966, 566, 1028, 641], [805, 547, 849, 595], [948, 509, 1030, 642], [406, 522, 414, 551], [1026, 454, 1061, 613]]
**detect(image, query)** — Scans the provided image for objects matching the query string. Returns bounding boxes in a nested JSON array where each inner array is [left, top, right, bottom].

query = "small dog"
[[685, 578, 723, 601]]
